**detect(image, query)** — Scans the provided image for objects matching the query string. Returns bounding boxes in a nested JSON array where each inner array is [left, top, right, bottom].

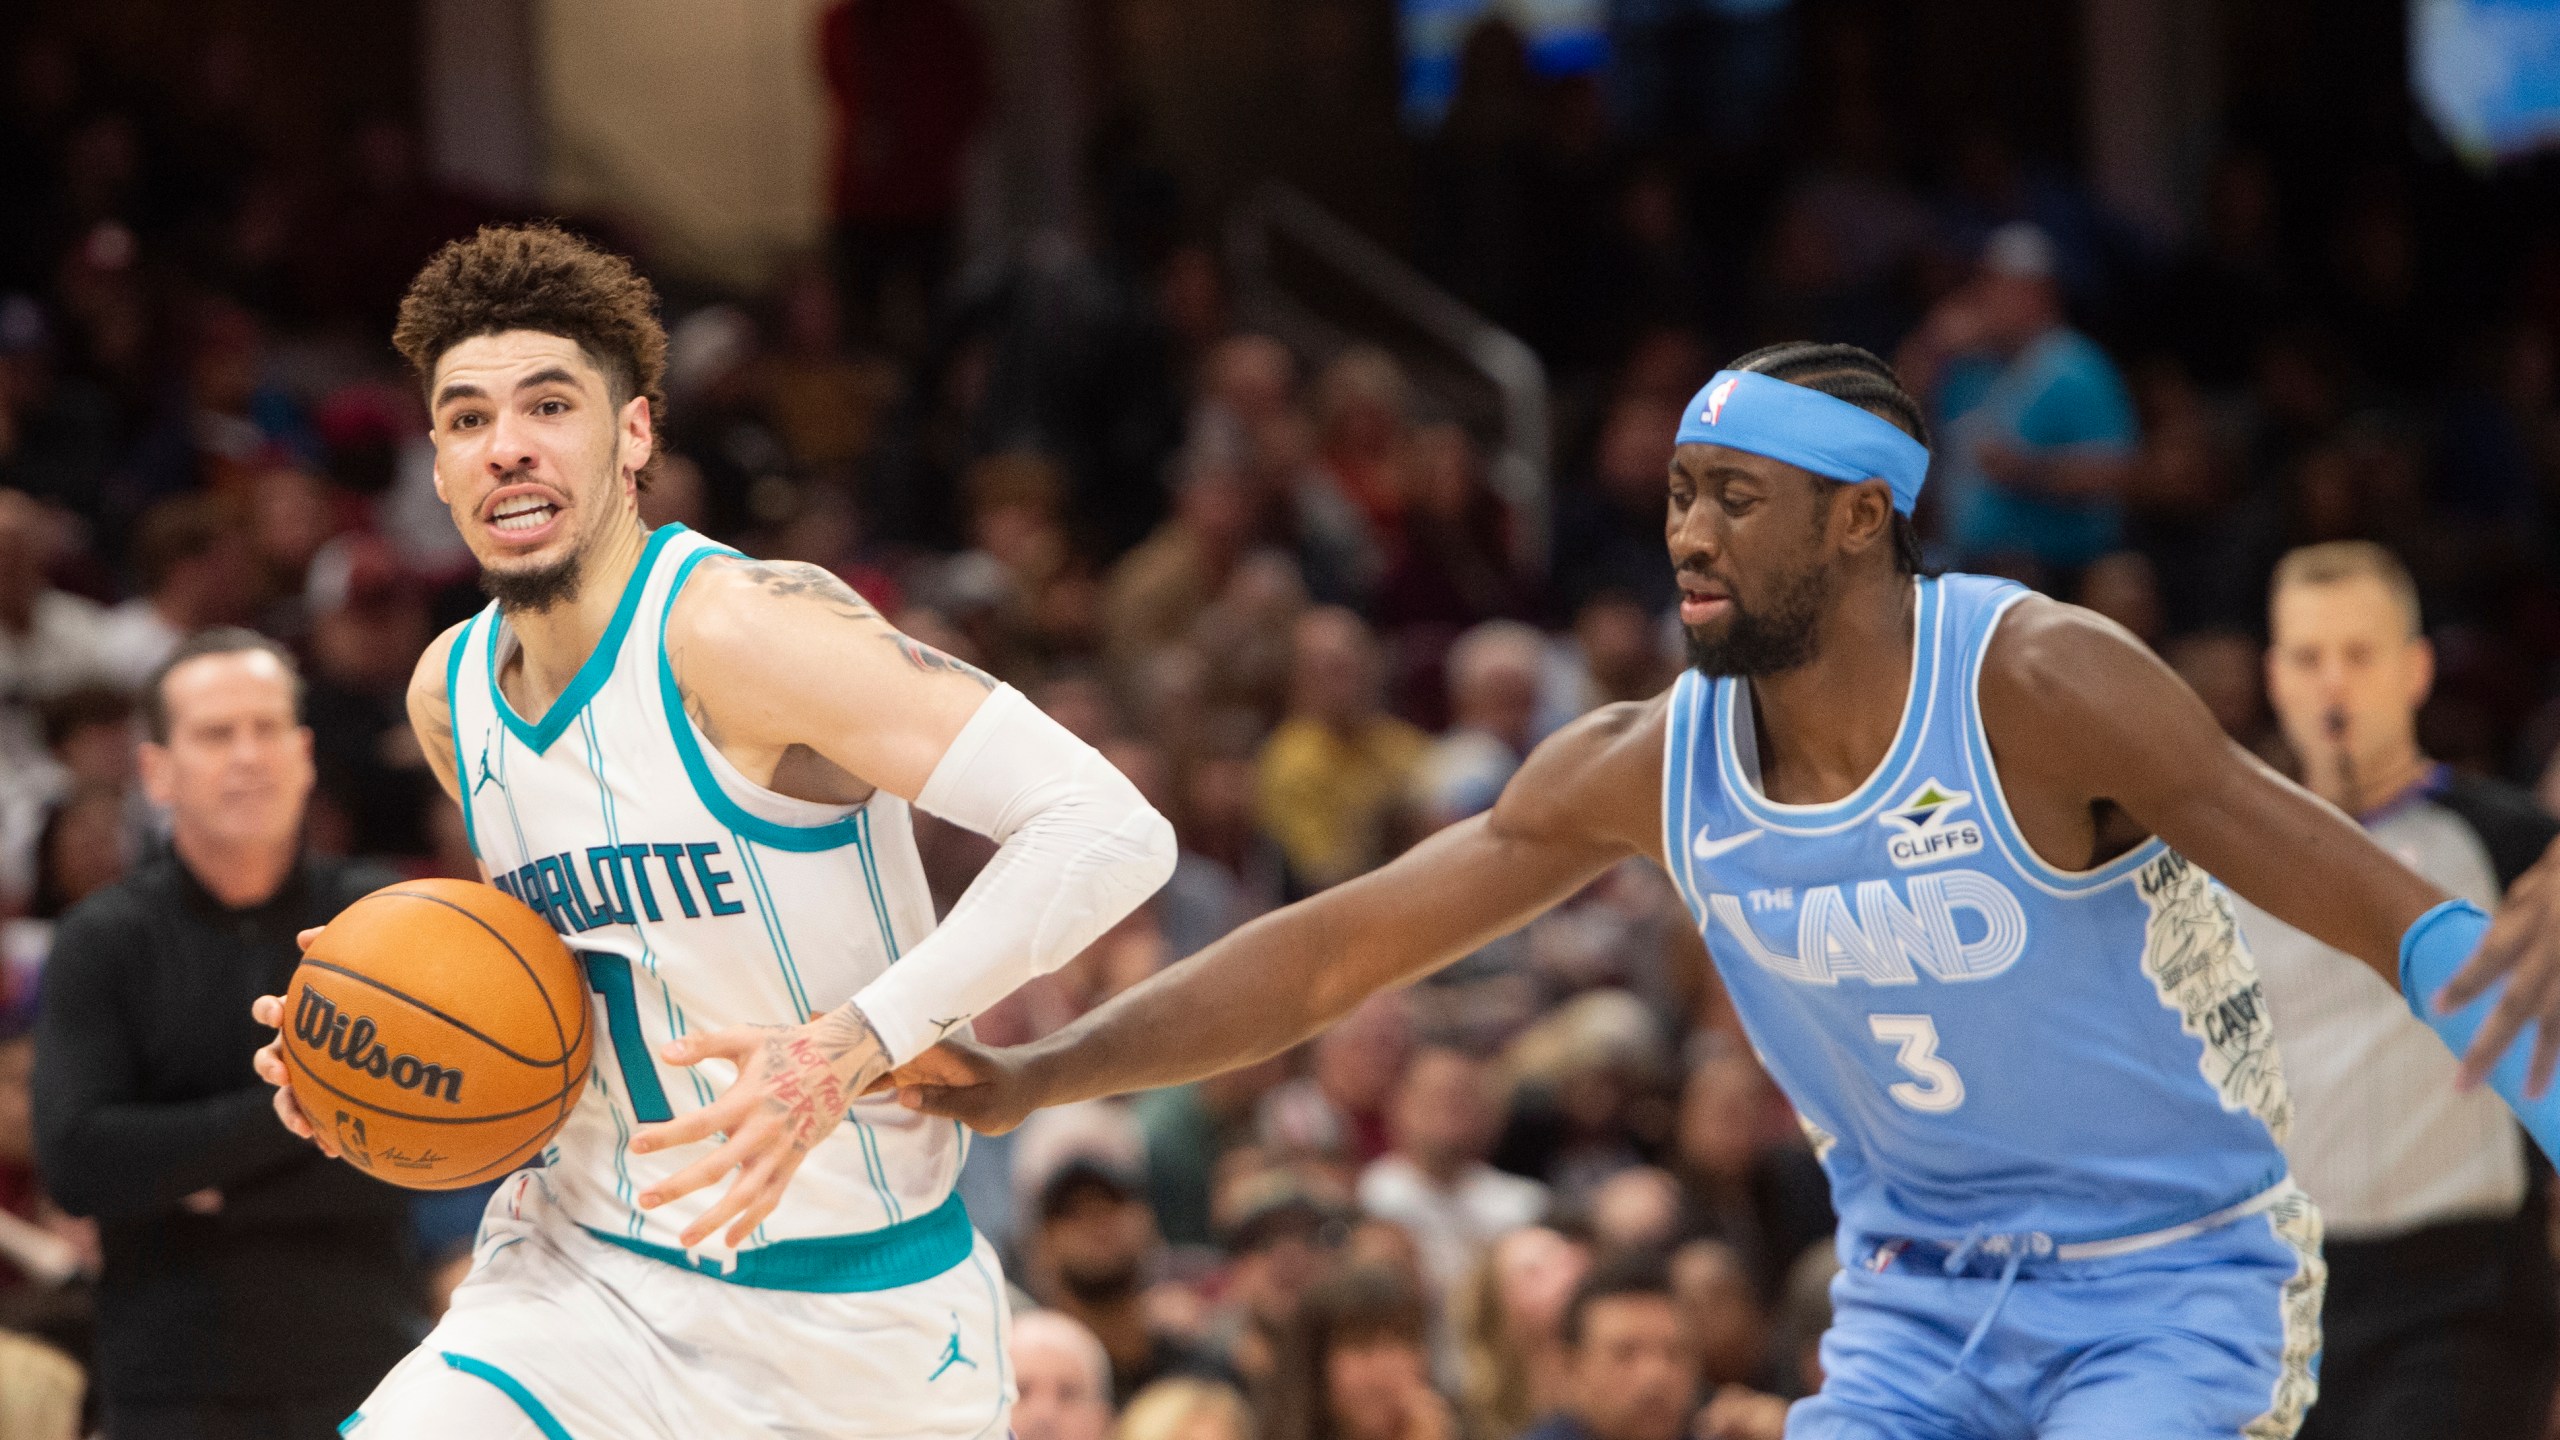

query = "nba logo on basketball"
[[1702, 378, 1739, 425]]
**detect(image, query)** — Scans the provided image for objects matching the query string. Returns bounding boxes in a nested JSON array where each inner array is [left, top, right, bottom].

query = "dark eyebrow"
[[514, 367, 580, 394], [434, 368, 584, 412]]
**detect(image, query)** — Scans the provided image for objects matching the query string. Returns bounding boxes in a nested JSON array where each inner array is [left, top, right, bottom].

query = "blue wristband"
[[2399, 897, 2492, 1019], [2399, 896, 2560, 1160]]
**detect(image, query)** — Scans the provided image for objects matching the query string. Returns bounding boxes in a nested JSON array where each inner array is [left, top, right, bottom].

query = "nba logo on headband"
[[1701, 378, 1738, 426], [1676, 369, 1933, 515]]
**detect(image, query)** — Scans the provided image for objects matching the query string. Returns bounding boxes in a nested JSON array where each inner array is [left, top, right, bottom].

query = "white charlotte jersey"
[[444, 524, 966, 1269]]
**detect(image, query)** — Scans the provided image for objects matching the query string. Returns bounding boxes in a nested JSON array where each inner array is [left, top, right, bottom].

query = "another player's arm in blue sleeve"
[[1981, 595, 2560, 1134]]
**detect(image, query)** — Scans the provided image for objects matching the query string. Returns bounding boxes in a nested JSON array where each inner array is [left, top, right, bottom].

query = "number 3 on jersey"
[[1868, 1014, 1965, 1113]]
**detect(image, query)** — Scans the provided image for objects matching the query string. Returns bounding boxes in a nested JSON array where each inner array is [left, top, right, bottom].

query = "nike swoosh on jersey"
[[1692, 826, 1764, 861]]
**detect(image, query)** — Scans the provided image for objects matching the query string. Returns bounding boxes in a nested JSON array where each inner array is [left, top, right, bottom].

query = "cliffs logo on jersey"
[[1705, 868, 2027, 986], [488, 839, 749, 937], [1880, 778, 1984, 868], [294, 985, 465, 1103]]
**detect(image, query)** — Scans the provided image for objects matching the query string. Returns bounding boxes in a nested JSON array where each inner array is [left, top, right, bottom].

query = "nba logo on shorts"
[[1702, 378, 1738, 426]]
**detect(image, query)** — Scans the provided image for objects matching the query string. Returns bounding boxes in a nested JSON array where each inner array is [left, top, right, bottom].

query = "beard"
[[1684, 558, 1831, 678], [481, 550, 583, 616]]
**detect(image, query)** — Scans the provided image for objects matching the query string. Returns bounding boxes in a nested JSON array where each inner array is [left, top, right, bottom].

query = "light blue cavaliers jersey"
[[1663, 573, 2293, 1247], [444, 523, 963, 1265]]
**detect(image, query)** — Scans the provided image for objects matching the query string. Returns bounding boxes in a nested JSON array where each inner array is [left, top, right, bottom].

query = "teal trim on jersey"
[[730, 837, 816, 1018], [583, 1189, 972, 1292], [729, 835, 901, 1219], [857, 1118, 905, 1224], [853, 808, 902, 959], [1716, 576, 1942, 833], [494, 707, 534, 862], [576, 710, 691, 1117], [337, 1411, 362, 1435], [582, 953, 675, 1124], [488, 522, 682, 755], [964, 1246, 1009, 1440], [440, 1353, 574, 1440], [447, 612, 481, 858], [602, 1064, 640, 1236], [652, 542, 867, 852], [574, 707, 713, 1107]]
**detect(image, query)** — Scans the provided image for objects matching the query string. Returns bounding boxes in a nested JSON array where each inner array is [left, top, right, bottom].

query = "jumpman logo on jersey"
[[473, 743, 504, 797], [928, 1315, 977, 1381]]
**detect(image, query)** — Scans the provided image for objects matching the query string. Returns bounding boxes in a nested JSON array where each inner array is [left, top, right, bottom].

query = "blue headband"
[[1675, 370, 1931, 515]]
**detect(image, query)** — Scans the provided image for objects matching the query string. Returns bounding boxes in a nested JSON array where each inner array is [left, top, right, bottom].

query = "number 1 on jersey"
[[1869, 1014, 1965, 1113], [583, 953, 675, 1123]]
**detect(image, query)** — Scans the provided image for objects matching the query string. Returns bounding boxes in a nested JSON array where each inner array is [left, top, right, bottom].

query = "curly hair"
[[392, 223, 667, 486]]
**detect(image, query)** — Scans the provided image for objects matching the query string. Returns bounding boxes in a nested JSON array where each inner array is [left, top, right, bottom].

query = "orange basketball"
[[281, 878, 592, 1191]]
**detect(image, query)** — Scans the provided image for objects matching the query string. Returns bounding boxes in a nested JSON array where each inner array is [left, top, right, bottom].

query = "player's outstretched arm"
[[894, 697, 1670, 1136], [1983, 597, 2560, 1102], [631, 554, 1176, 1245]]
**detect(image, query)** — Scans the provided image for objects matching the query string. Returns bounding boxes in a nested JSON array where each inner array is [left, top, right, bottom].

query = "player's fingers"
[[719, 1153, 797, 1248], [250, 994, 284, 1028], [681, 1156, 775, 1248], [898, 1083, 1019, 1134], [630, 1093, 751, 1155], [2527, 1018, 2560, 1100], [2457, 970, 2546, 1088], [252, 1041, 286, 1087], [638, 1128, 757, 1210], [658, 1027, 760, 1068], [894, 1083, 960, 1117], [295, 927, 323, 954], [2436, 914, 2528, 1012], [889, 1040, 988, 1087], [271, 1084, 313, 1140]]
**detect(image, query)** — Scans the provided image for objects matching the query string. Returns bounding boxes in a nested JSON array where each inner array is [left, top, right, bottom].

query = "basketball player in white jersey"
[[245, 224, 1177, 1439]]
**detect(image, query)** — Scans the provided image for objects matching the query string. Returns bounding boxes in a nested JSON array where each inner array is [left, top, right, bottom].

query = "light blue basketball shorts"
[[1790, 1186, 2325, 1440]]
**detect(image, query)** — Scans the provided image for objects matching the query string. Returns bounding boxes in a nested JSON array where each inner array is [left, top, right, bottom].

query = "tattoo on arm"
[[717, 553, 993, 689], [720, 556, 884, 627], [890, 636, 996, 691]]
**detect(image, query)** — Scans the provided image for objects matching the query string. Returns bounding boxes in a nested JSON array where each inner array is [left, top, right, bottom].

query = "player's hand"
[[630, 1005, 891, 1247], [250, 927, 338, 1155], [249, 992, 339, 1159], [887, 1037, 1045, 1136], [2438, 834, 2560, 1094]]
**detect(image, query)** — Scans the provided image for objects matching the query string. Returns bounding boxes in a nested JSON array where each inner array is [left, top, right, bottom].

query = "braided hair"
[[1727, 341, 1929, 574]]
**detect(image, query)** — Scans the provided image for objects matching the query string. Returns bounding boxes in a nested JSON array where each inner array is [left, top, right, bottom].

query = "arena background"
[[4, 0, 2560, 1436]]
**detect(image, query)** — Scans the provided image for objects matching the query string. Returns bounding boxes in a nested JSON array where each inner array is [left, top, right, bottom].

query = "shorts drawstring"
[[1936, 1226, 2050, 1378], [1951, 1242, 2025, 1375]]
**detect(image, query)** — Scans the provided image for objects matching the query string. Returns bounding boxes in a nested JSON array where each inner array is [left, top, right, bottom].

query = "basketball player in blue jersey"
[[242, 225, 1177, 1439], [896, 342, 2560, 1438]]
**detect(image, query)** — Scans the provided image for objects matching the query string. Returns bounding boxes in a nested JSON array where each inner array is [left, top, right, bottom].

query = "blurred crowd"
[[4, 2, 2560, 1438]]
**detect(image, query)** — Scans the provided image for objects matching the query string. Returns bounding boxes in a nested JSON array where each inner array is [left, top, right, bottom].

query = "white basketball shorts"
[[340, 1171, 1015, 1440]]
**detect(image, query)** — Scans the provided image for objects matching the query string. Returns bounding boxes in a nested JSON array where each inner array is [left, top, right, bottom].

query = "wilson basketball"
[[281, 878, 593, 1191]]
